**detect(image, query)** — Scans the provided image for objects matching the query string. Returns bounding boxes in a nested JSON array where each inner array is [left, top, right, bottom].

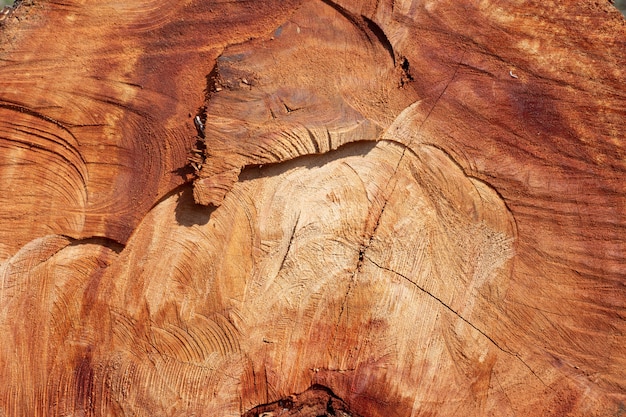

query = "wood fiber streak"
[[0, 0, 624, 416]]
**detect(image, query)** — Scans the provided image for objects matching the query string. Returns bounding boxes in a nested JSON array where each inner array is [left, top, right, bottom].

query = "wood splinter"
[[194, 115, 205, 138]]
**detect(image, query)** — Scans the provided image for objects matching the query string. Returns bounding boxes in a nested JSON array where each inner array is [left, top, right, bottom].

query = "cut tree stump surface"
[[0, 1, 624, 416]]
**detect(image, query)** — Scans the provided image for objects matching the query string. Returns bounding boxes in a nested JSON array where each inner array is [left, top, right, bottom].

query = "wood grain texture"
[[0, 1, 624, 416]]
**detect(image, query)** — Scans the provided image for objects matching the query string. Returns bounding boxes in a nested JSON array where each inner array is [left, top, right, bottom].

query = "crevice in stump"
[[242, 384, 360, 417]]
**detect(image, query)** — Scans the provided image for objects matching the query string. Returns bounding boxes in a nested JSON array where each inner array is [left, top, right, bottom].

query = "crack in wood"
[[362, 253, 554, 391], [333, 172, 397, 348], [278, 212, 300, 274]]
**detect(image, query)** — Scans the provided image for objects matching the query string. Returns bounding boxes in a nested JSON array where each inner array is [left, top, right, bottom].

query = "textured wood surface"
[[0, 1, 625, 416]]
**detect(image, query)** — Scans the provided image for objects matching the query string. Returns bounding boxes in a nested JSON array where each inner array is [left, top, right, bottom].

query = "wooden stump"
[[0, 1, 624, 416]]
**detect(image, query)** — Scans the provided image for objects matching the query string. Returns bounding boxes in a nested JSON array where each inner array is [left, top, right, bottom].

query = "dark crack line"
[[334, 177, 397, 335], [277, 212, 300, 275], [417, 50, 466, 135], [334, 270, 356, 337], [363, 254, 553, 391], [381, 51, 466, 186], [332, 146, 403, 340], [263, 364, 270, 404], [345, 54, 468, 256]]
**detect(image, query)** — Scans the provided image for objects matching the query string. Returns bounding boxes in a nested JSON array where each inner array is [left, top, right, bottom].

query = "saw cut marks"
[[0, 107, 88, 261], [192, 0, 414, 206], [0, 0, 624, 416], [231, 138, 520, 417], [0, 136, 520, 416], [0, 0, 304, 247]]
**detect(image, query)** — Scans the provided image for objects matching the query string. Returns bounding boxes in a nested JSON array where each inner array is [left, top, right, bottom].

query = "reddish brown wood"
[[0, 1, 624, 416]]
